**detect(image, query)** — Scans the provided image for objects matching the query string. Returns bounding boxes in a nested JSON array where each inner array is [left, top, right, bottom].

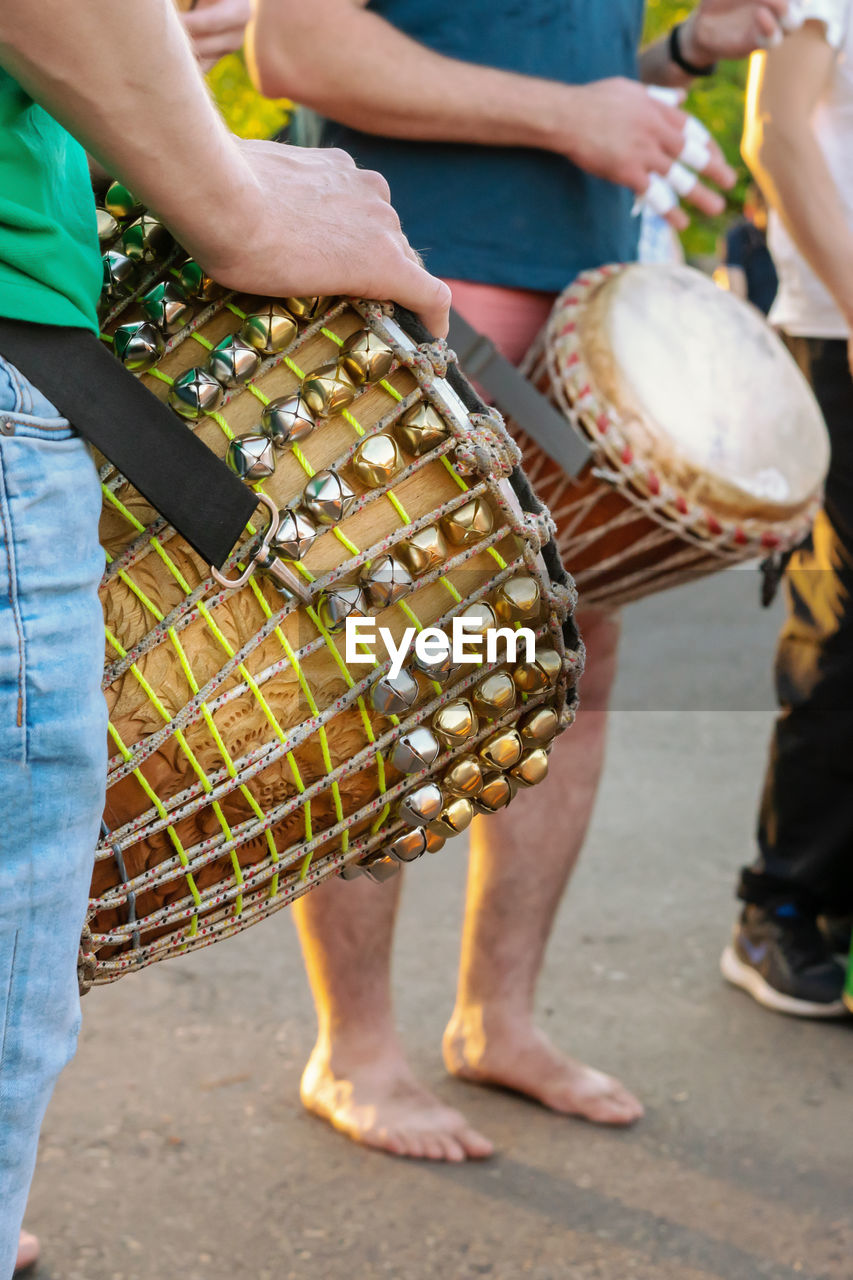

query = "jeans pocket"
[[0, 354, 72, 436], [2, 417, 77, 442]]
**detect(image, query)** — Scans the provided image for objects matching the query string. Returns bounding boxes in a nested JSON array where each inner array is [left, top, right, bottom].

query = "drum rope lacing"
[[88, 266, 577, 985]]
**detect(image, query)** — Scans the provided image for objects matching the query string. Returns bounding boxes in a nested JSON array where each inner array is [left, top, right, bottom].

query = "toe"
[[457, 1125, 495, 1159], [438, 1134, 467, 1163], [420, 1134, 447, 1161]]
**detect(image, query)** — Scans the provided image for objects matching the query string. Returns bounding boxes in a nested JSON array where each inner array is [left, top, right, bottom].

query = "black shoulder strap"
[[0, 318, 256, 568]]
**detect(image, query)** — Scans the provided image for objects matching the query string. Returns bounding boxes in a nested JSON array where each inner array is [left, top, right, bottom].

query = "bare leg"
[[294, 872, 493, 1161], [443, 608, 643, 1125]]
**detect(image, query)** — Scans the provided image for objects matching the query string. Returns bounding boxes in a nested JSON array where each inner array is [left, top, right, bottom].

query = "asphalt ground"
[[25, 568, 853, 1280]]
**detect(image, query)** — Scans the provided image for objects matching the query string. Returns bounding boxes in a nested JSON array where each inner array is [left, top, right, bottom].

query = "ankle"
[[309, 1025, 406, 1075]]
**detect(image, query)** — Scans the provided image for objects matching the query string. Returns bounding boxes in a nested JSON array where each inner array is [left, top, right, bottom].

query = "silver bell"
[[177, 259, 226, 302], [226, 433, 277, 481], [113, 321, 164, 373], [120, 215, 173, 264], [370, 668, 419, 717], [302, 470, 356, 526], [387, 828, 429, 863], [101, 250, 135, 300], [397, 784, 443, 828], [391, 727, 441, 775], [271, 508, 316, 561], [140, 282, 193, 336], [261, 394, 317, 449], [360, 555, 413, 609], [412, 630, 459, 682], [318, 584, 367, 633], [240, 304, 298, 356], [168, 367, 224, 420], [207, 335, 262, 387]]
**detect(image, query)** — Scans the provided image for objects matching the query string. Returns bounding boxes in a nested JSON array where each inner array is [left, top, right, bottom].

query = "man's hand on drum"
[[568, 79, 735, 231], [181, 0, 252, 70], [681, 0, 790, 64], [177, 138, 452, 336]]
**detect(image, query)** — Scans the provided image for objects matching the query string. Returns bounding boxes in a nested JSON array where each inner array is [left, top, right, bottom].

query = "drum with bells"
[[515, 264, 830, 608], [81, 182, 582, 988]]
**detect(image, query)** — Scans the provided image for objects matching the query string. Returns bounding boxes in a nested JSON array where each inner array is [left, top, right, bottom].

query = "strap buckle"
[[210, 492, 312, 603]]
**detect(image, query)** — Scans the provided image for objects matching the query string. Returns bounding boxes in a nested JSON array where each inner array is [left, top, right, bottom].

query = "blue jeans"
[[0, 355, 106, 1279]]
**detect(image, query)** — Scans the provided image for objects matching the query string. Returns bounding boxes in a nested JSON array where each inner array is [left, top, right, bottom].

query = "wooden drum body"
[[516, 264, 830, 608], [82, 187, 581, 986]]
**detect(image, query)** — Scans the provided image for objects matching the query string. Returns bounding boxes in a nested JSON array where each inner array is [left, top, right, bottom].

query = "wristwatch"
[[669, 22, 717, 78]]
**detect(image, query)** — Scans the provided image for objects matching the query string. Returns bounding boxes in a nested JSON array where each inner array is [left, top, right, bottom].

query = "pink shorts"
[[443, 279, 556, 368]]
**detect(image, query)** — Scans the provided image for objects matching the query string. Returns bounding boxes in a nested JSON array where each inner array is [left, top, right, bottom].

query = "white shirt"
[[768, 0, 853, 337]]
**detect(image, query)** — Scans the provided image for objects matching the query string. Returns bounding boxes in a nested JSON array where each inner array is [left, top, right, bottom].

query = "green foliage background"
[[208, 6, 748, 256], [207, 51, 291, 141]]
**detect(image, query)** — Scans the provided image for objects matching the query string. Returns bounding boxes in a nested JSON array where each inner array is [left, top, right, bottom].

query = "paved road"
[[26, 569, 852, 1280]]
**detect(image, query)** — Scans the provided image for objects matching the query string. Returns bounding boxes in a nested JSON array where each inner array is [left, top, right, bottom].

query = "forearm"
[[0, 0, 255, 250], [638, 31, 696, 88], [248, 0, 574, 151], [748, 124, 853, 324]]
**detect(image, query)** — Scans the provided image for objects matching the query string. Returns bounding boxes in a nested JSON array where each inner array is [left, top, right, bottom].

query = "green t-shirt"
[[0, 69, 100, 333]]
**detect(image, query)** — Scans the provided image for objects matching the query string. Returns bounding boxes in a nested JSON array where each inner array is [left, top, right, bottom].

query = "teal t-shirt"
[[0, 70, 101, 332], [321, 0, 646, 291]]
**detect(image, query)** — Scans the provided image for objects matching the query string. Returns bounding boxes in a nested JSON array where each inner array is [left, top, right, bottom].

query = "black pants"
[[740, 335, 853, 915]]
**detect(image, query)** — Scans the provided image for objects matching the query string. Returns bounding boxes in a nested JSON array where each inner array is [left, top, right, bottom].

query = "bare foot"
[[15, 1230, 40, 1276], [442, 1010, 644, 1126], [300, 1042, 495, 1162]]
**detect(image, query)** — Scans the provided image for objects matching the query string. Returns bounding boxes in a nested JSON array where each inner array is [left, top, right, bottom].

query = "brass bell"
[[513, 646, 562, 693], [412, 630, 458, 682], [443, 754, 484, 799], [471, 671, 516, 720], [207, 335, 262, 387], [101, 249, 135, 300], [511, 748, 550, 788], [104, 180, 142, 221], [140, 282, 193, 336], [370, 668, 419, 717], [432, 700, 478, 749], [394, 403, 449, 456], [519, 706, 560, 747], [226, 433, 277, 481], [301, 470, 356, 525], [494, 575, 542, 623], [441, 497, 495, 547], [240, 304, 298, 356], [318, 584, 367, 634], [474, 772, 515, 814], [428, 797, 474, 839], [178, 259, 226, 302], [388, 828, 429, 863], [397, 783, 443, 828], [340, 862, 365, 881], [351, 433, 401, 488], [301, 363, 356, 417], [391, 727, 440, 775], [397, 525, 447, 578], [424, 829, 446, 854], [479, 728, 523, 771], [456, 601, 497, 638], [360, 555, 413, 609], [261, 394, 316, 449], [339, 329, 395, 385], [271, 508, 316, 561], [120, 215, 173, 264], [284, 296, 330, 321], [113, 321, 164, 373], [96, 208, 119, 244], [168, 367, 223, 420]]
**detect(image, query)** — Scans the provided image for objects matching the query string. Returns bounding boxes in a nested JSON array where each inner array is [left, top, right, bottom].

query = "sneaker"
[[721, 903, 848, 1018], [818, 913, 853, 961]]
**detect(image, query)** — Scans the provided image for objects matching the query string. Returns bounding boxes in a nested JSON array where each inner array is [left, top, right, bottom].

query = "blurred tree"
[[644, 0, 749, 256], [207, 50, 291, 140]]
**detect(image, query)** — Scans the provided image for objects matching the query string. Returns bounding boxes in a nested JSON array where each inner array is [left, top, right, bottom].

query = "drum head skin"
[[574, 264, 829, 520]]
